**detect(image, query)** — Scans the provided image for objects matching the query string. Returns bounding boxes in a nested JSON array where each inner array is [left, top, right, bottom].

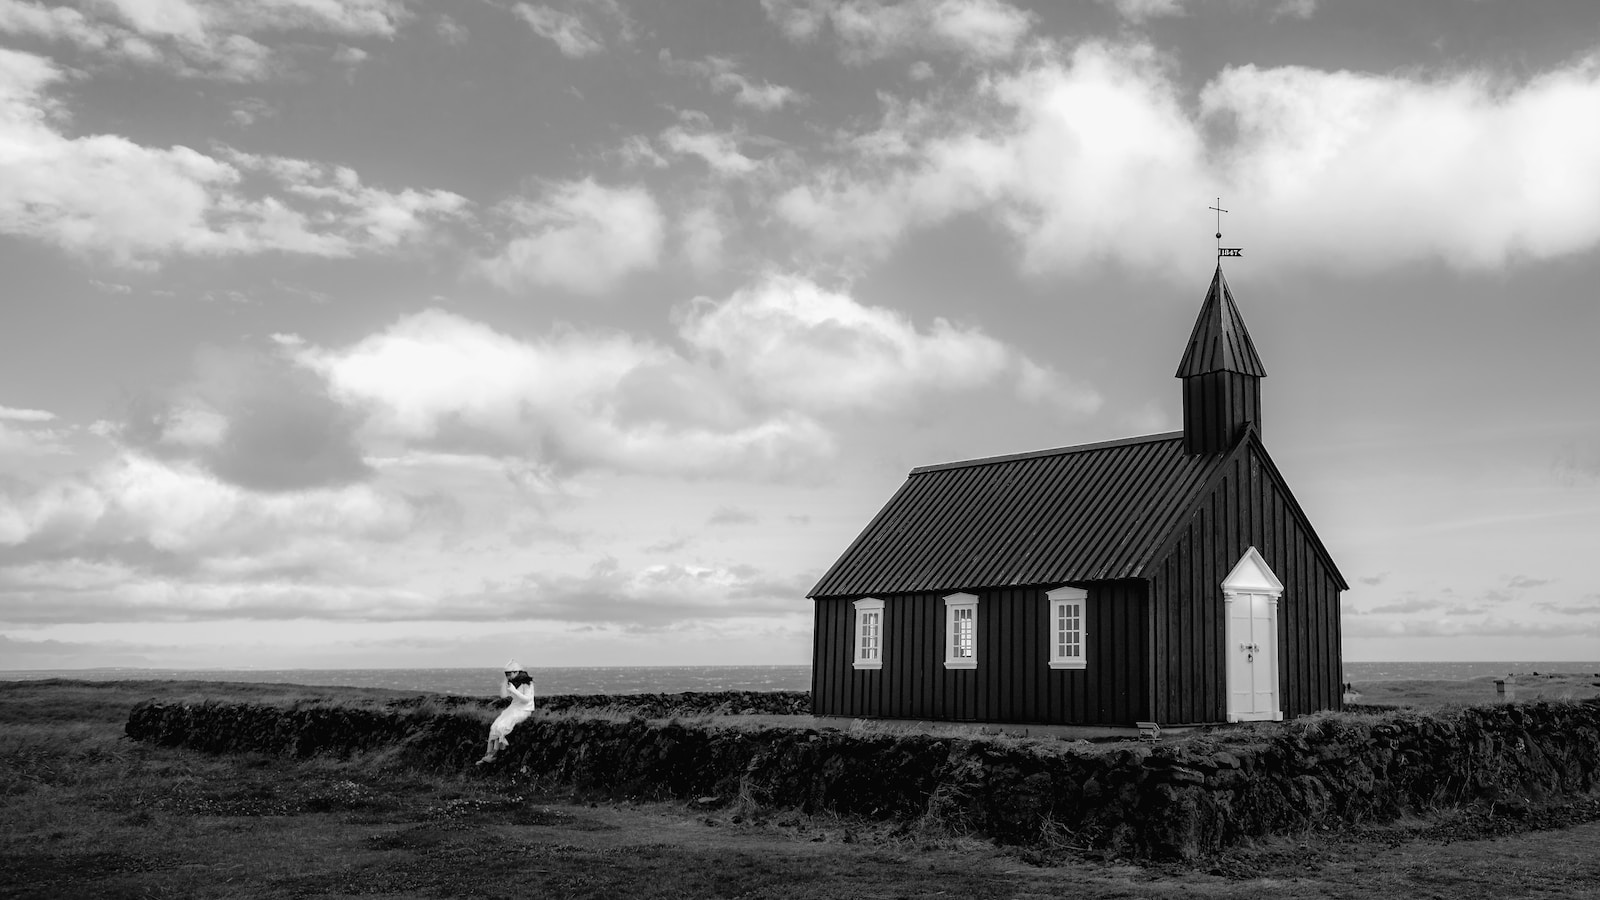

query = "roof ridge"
[[909, 431, 1184, 475]]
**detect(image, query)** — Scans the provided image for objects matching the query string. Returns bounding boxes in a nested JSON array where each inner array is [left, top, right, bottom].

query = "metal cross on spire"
[[1210, 198, 1242, 259]]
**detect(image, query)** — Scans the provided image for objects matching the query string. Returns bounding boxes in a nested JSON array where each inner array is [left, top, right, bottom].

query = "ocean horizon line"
[[6, 659, 1598, 674], [4, 661, 1595, 698], [0, 663, 813, 673]]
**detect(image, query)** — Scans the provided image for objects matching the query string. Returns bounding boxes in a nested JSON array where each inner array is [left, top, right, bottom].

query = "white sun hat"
[[503, 659, 523, 672]]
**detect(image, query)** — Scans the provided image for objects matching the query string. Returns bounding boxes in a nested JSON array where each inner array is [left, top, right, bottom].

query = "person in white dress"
[[478, 659, 536, 764]]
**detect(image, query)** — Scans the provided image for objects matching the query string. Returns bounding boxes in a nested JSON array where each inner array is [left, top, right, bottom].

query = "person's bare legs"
[[477, 735, 507, 764]]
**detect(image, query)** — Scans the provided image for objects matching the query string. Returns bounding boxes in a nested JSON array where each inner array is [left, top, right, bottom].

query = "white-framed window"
[[1046, 586, 1087, 670], [943, 592, 979, 669], [852, 598, 884, 670]]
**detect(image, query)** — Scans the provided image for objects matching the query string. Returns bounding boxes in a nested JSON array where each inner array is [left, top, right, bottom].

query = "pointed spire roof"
[[1175, 265, 1267, 378]]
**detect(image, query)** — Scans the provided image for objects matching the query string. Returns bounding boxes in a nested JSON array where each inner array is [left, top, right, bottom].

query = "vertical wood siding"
[[811, 581, 1148, 724], [1182, 372, 1262, 456], [1148, 444, 1343, 724]]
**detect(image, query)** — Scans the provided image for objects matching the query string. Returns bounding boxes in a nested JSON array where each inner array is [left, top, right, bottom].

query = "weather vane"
[[1211, 198, 1242, 258]]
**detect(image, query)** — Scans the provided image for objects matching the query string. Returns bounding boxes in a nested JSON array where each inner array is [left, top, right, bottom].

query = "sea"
[[2, 661, 1596, 698]]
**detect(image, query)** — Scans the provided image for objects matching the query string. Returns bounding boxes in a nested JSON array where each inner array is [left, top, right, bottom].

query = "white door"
[[1227, 592, 1279, 721], [1222, 547, 1283, 723]]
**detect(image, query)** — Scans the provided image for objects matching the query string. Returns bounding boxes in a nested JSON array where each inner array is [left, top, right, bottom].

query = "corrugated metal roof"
[[1175, 266, 1267, 378], [808, 431, 1225, 598]]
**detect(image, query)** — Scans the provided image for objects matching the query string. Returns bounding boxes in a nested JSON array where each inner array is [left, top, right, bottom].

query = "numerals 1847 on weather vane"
[[1210, 199, 1242, 258]]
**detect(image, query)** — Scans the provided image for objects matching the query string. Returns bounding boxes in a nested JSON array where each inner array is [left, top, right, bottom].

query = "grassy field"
[[3, 678, 1599, 899], [1348, 671, 1599, 709]]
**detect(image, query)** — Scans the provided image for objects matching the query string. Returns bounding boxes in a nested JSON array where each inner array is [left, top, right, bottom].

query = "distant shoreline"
[[6, 659, 1594, 669], [2, 662, 1596, 700], [6, 661, 1597, 672], [0, 664, 813, 672]]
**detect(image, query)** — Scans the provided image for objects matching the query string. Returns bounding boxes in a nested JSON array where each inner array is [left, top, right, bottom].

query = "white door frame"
[[1223, 547, 1283, 723]]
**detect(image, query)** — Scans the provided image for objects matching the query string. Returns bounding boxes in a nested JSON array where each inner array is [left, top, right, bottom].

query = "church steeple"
[[1176, 265, 1266, 455]]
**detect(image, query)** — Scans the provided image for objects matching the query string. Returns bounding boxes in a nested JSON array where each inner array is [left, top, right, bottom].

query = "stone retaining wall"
[[125, 697, 1600, 859], [385, 689, 812, 718]]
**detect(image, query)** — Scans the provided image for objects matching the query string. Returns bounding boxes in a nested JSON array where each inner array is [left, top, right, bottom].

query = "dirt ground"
[[7, 757, 1600, 899]]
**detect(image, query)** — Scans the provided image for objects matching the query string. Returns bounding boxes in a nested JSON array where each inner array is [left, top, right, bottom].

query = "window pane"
[[860, 611, 881, 660], [1054, 601, 1084, 662], [953, 607, 974, 658]]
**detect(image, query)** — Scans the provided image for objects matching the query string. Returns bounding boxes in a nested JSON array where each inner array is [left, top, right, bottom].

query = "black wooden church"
[[808, 265, 1346, 727]]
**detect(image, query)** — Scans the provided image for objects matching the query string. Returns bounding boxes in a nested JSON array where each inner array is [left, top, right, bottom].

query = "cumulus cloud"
[[676, 274, 1101, 415], [1272, 0, 1316, 19], [515, 4, 601, 57], [0, 49, 466, 267], [677, 275, 1004, 415], [0, 278, 1103, 627], [678, 204, 726, 273], [778, 39, 1600, 275], [434, 13, 468, 45], [0, 0, 406, 81], [763, 0, 1035, 64], [611, 134, 669, 169], [228, 97, 277, 128], [1208, 56, 1600, 270], [664, 53, 803, 111], [0, 421, 65, 461], [114, 0, 404, 37], [0, 405, 53, 422], [291, 308, 832, 478], [0, 432, 495, 629], [513, 0, 632, 58], [0, 405, 68, 462], [220, 149, 468, 250], [288, 275, 1086, 477], [777, 42, 1212, 269], [114, 347, 372, 493], [331, 43, 368, 70], [1097, 0, 1183, 21], [0, 453, 417, 574], [1095, 0, 1316, 23], [659, 119, 766, 178], [478, 178, 664, 294]]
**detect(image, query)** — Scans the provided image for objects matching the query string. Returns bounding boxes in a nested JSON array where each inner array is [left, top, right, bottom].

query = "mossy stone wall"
[[125, 696, 1600, 859]]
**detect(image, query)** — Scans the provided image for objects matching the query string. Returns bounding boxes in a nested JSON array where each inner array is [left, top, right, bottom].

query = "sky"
[[2, 0, 1599, 671]]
